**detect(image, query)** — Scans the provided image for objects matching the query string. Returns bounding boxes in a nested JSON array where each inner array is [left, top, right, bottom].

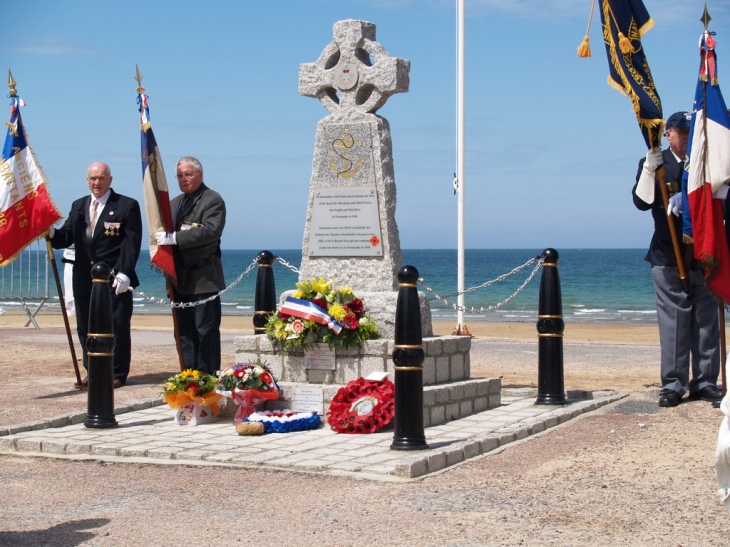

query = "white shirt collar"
[[91, 190, 111, 207]]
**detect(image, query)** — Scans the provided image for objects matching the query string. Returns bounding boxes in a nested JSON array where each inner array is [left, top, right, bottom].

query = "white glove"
[[635, 148, 663, 205], [155, 231, 177, 245], [112, 272, 131, 295], [667, 193, 683, 216], [643, 149, 663, 173], [48, 226, 55, 238]]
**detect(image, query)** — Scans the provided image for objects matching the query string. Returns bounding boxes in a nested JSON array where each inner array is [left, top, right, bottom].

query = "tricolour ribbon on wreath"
[[280, 296, 343, 334]]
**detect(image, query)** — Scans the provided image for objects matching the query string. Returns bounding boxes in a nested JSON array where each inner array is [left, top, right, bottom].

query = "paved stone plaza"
[[0, 389, 624, 480]]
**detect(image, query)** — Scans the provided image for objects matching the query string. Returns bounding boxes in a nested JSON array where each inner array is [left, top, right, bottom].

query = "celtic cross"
[[299, 19, 410, 114]]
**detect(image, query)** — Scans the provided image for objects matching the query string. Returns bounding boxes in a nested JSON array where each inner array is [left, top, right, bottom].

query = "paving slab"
[[0, 389, 626, 480]]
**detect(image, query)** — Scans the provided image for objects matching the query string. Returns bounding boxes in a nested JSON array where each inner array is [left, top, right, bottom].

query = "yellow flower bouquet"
[[163, 369, 224, 417]]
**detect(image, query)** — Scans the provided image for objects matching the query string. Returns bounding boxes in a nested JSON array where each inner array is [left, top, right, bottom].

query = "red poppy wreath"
[[326, 377, 395, 434]]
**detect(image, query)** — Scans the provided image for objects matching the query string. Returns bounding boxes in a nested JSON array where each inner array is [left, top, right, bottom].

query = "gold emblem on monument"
[[329, 128, 363, 179]]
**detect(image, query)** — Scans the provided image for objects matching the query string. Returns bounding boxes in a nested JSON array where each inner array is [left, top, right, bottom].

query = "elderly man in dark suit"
[[51, 162, 142, 388], [633, 111, 723, 407], [156, 156, 226, 374]]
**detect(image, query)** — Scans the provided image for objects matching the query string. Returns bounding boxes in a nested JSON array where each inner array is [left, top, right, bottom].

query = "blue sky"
[[4, 0, 728, 250]]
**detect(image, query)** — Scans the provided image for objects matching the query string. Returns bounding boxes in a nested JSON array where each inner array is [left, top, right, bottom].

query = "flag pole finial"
[[134, 65, 145, 94], [7, 70, 17, 97], [701, 3, 712, 31]]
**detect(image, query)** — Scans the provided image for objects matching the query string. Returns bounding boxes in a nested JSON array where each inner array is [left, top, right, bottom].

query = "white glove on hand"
[[48, 226, 55, 238], [643, 149, 663, 173], [636, 148, 663, 205], [667, 193, 683, 216], [155, 231, 177, 245], [112, 272, 131, 295]]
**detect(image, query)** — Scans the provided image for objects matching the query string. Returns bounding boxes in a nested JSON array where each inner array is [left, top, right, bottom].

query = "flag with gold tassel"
[[583, 0, 663, 149]]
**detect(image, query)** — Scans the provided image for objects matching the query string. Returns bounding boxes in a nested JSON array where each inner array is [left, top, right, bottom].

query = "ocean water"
[[1, 248, 658, 325]]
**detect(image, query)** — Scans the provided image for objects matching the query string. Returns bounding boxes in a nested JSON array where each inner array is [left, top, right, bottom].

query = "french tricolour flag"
[[682, 31, 730, 304], [138, 92, 176, 281], [0, 96, 62, 266]]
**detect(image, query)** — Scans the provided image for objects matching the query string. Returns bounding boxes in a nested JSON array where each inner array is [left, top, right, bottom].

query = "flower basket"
[[244, 410, 322, 433], [162, 369, 224, 425], [230, 388, 280, 424], [216, 363, 280, 424], [326, 377, 395, 434], [266, 277, 378, 351]]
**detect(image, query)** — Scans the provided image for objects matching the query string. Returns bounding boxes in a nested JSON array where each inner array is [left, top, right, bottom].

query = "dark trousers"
[[175, 293, 221, 375], [75, 288, 133, 383], [652, 265, 720, 395]]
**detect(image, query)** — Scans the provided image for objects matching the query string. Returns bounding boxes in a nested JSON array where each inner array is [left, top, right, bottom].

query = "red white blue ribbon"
[[281, 297, 343, 334]]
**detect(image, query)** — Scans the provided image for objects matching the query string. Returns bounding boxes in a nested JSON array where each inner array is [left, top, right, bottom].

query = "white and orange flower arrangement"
[[163, 369, 224, 417]]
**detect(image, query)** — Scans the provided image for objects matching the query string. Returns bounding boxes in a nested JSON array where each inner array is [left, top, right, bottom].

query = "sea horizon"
[[1, 248, 660, 326]]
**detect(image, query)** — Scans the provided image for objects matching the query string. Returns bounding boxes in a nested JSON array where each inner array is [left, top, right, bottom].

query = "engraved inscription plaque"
[[308, 187, 383, 257]]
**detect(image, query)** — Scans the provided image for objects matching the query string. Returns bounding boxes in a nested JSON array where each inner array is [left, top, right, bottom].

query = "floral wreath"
[[245, 410, 322, 433], [163, 369, 224, 416], [266, 277, 378, 350], [326, 377, 395, 434]]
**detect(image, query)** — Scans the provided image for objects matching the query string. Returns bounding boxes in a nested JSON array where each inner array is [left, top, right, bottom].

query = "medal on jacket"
[[104, 222, 121, 236]]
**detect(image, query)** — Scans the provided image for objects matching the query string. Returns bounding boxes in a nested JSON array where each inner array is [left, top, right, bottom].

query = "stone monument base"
[[230, 334, 501, 427]]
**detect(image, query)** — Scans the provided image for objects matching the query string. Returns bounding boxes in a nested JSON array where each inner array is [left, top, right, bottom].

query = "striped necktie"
[[90, 200, 99, 235]]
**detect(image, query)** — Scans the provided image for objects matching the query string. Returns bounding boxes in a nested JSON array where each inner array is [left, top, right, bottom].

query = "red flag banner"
[[0, 96, 62, 267], [138, 91, 176, 281]]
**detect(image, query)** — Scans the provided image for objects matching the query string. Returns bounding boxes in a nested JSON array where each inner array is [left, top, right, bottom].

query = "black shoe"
[[658, 389, 681, 407], [687, 384, 723, 402], [113, 379, 125, 389]]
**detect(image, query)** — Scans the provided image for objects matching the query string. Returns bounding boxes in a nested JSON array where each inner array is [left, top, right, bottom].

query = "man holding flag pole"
[[582, 0, 724, 407]]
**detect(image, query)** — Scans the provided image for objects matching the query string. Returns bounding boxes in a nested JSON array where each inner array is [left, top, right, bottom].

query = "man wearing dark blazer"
[[633, 111, 722, 407], [51, 162, 142, 388], [156, 156, 226, 374]]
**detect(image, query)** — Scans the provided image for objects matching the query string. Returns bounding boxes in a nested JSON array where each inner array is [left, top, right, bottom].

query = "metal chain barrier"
[[418, 255, 543, 314], [129, 251, 541, 314], [275, 255, 300, 274], [130, 256, 259, 308]]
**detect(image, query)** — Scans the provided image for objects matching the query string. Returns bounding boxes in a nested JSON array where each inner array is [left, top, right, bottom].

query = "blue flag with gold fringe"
[[599, 0, 663, 149]]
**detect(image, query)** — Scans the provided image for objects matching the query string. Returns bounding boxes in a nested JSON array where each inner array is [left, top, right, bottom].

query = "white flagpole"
[[455, 0, 466, 334]]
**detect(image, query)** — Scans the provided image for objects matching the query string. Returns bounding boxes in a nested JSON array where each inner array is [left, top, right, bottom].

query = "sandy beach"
[[0, 309, 660, 343]]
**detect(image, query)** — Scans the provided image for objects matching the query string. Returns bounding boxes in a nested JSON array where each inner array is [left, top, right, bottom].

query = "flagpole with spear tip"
[[134, 66, 185, 372], [6, 70, 84, 388], [697, 4, 728, 407]]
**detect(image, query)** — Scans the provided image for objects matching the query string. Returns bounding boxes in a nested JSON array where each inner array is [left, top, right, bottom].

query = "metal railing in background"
[[0, 238, 51, 329]]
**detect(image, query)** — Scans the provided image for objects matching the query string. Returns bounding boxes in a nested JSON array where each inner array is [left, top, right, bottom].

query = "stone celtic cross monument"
[[298, 19, 431, 337], [233, 20, 498, 423]]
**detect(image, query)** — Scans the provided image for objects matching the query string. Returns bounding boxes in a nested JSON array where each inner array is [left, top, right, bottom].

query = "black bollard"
[[536, 249, 567, 405], [390, 265, 428, 451], [84, 263, 118, 428], [253, 250, 276, 334]]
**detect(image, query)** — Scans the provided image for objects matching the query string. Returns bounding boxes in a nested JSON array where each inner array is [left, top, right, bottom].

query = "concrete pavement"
[[0, 388, 625, 481]]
